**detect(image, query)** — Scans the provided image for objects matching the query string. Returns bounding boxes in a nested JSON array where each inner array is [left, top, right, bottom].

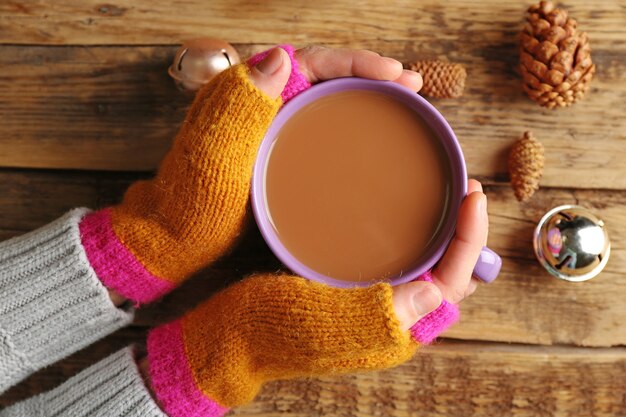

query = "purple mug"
[[251, 78, 501, 287]]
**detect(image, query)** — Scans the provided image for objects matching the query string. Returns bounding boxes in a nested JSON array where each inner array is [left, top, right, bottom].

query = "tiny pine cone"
[[409, 60, 467, 98], [508, 131, 545, 202]]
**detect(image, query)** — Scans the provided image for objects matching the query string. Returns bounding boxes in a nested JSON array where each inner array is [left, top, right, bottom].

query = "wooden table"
[[1, 1, 625, 416]]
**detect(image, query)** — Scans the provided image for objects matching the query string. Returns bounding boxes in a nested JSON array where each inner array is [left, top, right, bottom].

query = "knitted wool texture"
[[0, 348, 167, 417], [0, 210, 133, 394], [79, 46, 312, 305], [80, 63, 282, 303], [147, 275, 419, 417], [111, 64, 279, 281]]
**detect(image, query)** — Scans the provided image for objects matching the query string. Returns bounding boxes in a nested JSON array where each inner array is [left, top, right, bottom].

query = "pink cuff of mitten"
[[247, 44, 311, 103], [409, 271, 460, 344]]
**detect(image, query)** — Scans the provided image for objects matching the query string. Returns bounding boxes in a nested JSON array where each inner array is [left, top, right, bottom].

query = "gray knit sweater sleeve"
[[0, 347, 167, 417], [0, 209, 133, 394]]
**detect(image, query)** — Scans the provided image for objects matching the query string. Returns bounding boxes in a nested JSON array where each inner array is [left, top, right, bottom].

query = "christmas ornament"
[[408, 60, 466, 98], [509, 131, 544, 202], [534, 205, 610, 281], [168, 38, 240, 92], [520, 1, 595, 109]]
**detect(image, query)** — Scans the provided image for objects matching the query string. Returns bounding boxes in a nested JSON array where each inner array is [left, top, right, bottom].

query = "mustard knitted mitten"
[[78, 63, 283, 304], [146, 274, 421, 417], [78, 45, 311, 305]]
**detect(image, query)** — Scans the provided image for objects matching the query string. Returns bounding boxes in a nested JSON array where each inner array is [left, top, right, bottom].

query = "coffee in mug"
[[252, 78, 501, 287], [265, 90, 451, 282]]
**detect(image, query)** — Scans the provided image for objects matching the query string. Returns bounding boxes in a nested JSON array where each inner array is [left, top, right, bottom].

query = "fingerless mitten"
[[79, 64, 281, 304], [146, 275, 419, 417], [79, 45, 310, 305]]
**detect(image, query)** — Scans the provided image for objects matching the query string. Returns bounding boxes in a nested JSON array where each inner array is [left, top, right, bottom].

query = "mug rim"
[[251, 77, 468, 287]]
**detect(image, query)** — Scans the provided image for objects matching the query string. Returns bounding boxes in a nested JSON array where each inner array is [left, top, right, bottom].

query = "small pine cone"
[[520, 1, 595, 109], [509, 131, 545, 202], [409, 60, 467, 98]]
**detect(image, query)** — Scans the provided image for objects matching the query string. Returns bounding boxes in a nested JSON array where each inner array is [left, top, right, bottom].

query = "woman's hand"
[[142, 195, 488, 416]]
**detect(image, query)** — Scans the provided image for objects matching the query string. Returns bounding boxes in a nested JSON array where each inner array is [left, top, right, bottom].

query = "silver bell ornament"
[[168, 38, 240, 92], [533, 205, 610, 282]]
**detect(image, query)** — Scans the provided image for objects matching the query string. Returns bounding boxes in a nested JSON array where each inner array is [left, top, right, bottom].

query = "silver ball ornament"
[[168, 38, 240, 92], [533, 205, 610, 282]]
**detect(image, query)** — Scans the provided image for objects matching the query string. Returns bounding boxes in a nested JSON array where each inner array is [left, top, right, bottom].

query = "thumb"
[[249, 47, 291, 99], [392, 281, 443, 330]]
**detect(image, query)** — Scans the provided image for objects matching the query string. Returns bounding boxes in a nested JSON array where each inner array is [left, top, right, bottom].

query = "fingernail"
[[405, 70, 423, 90], [412, 285, 442, 318], [479, 193, 488, 220], [256, 48, 286, 75]]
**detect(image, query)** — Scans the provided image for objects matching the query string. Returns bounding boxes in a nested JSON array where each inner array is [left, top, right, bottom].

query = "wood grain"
[[1, 1, 625, 46], [1, 334, 625, 417], [237, 342, 626, 417], [2, 2, 626, 414], [0, 40, 626, 185], [0, 44, 265, 172], [1, 169, 624, 347]]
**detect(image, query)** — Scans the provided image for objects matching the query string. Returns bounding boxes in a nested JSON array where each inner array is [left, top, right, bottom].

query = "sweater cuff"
[[247, 44, 312, 103], [146, 321, 229, 417], [0, 347, 167, 417], [0, 209, 133, 394], [409, 271, 460, 344]]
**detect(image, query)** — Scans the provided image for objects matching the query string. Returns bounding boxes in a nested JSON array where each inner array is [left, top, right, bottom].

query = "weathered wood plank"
[[0, 44, 264, 171], [237, 342, 626, 417], [0, 169, 141, 232], [1, 335, 625, 417], [446, 185, 626, 347], [138, 186, 626, 347], [1, 169, 624, 346], [1, 1, 625, 46], [0, 38, 624, 187]]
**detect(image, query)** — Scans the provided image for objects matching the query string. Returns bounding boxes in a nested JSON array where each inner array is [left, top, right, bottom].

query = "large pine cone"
[[520, 1, 595, 109], [409, 60, 466, 98]]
